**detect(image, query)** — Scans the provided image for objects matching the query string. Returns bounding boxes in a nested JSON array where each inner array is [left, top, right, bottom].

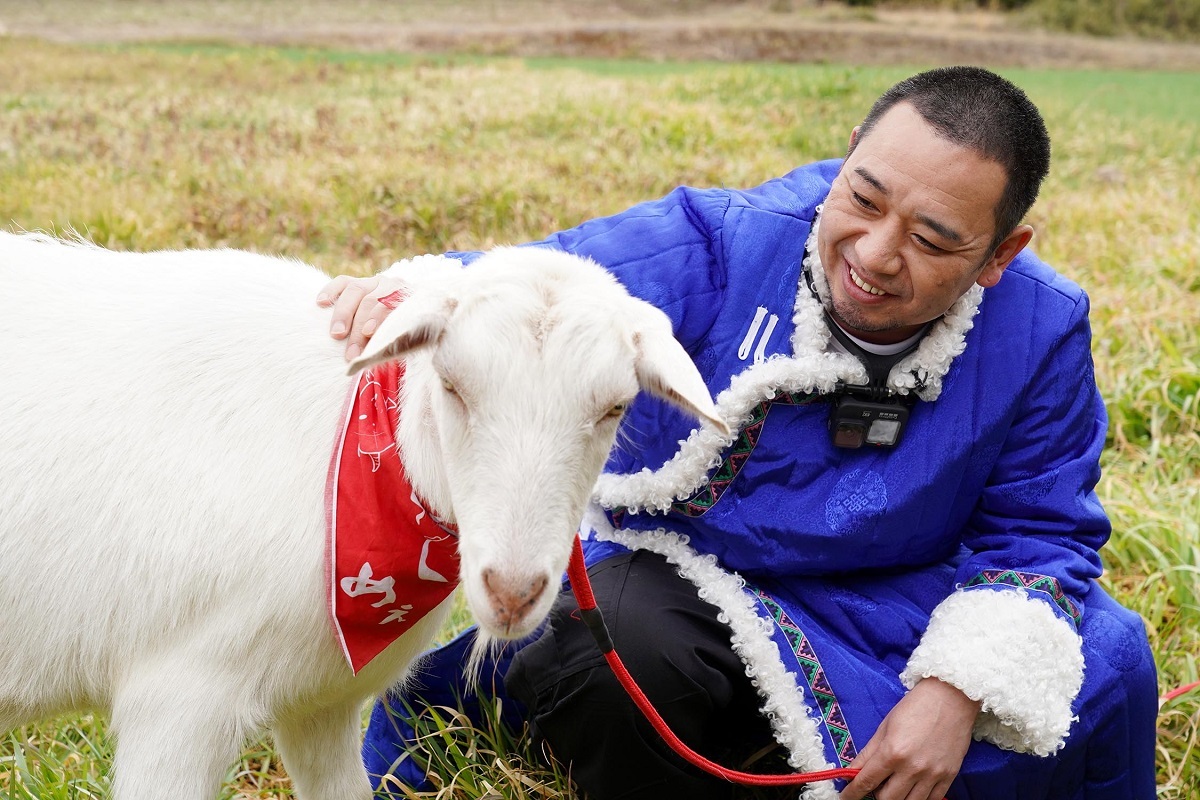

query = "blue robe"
[[363, 159, 1157, 798]]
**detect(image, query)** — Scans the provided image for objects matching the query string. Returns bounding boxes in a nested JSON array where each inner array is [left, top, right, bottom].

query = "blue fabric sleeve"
[[363, 626, 530, 795], [957, 292, 1109, 629]]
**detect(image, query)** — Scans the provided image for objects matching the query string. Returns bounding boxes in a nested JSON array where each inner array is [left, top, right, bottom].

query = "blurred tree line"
[[1025, 0, 1199, 40]]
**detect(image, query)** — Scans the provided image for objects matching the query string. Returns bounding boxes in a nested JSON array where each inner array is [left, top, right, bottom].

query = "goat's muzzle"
[[480, 568, 551, 637]]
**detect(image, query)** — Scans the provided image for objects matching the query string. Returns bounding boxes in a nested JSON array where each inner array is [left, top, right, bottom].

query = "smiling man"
[[323, 67, 1156, 800], [818, 103, 1029, 346]]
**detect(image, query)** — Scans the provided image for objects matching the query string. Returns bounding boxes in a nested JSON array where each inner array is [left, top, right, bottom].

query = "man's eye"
[[914, 234, 945, 253], [851, 191, 875, 211]]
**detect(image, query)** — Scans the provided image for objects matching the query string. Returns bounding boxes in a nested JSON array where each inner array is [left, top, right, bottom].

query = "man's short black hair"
[[853, 66, 1051, 253]]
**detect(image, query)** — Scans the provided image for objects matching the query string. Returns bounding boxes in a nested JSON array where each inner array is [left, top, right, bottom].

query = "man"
[[320, 66, 1157, 799]]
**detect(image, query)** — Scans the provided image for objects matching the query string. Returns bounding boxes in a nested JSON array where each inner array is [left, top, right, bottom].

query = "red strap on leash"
[[1162, 680, 1200, 705], [567, 535, 860, 788]]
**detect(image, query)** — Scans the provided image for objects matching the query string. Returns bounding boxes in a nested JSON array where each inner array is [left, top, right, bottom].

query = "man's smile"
[[849, 266, 889, 297]]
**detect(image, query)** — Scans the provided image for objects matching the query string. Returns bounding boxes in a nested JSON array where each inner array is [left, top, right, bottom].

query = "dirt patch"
[[381, 18, 1200, 70], [3, 0, 1199, 70]]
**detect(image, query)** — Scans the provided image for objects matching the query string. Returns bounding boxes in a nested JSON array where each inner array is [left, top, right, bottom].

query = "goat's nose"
[[481, 568, 550, 634]]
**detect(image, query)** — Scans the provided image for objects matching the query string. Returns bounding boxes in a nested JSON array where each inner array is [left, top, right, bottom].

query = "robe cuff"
[[900, 587, 1084, 756]]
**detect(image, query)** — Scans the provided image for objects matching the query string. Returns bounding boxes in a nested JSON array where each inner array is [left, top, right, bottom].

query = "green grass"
[[1, 38, 1197, 798]]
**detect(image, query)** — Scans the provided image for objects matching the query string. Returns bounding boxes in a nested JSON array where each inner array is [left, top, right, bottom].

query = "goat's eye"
[[440, 376, 456, 394], [605, 403, 627, 419]]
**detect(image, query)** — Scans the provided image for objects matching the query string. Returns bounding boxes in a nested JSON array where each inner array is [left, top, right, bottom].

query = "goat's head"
[[347, 247, 727, 641]]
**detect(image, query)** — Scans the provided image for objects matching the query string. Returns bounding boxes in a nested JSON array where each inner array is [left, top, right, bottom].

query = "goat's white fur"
[[0, 234, 724, 800]]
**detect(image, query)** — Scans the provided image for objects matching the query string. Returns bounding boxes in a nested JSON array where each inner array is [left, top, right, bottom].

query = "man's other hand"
[[317, 275, 394, 361], [840, 677, 980, 800]]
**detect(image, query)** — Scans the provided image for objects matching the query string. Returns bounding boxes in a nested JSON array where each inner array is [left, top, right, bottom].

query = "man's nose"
[[855, 221, 904, 275]]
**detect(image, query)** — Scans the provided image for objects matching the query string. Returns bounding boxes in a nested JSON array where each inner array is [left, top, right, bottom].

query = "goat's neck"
[[395, 366, 456, 526]]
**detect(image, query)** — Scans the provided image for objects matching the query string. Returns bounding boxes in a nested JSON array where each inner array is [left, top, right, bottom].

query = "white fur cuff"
[[900, 588, 1084, 756]]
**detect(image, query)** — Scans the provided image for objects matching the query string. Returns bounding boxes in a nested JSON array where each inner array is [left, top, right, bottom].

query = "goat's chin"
[[465, 629, 500, 688], [465, 612, 546, 690], [463, 613, 545, 688]]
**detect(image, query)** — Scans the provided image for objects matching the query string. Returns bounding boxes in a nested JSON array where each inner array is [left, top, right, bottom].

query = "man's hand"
[[317, 275, 393, 361], [840, 678, 980, 800]]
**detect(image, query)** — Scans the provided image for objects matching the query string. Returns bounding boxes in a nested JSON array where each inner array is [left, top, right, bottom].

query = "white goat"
[[0, 234, 724, 800]]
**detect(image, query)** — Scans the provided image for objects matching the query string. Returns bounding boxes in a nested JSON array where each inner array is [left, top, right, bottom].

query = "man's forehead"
[[852, 104, 1005, 183], [845, 106, 1005, 240]]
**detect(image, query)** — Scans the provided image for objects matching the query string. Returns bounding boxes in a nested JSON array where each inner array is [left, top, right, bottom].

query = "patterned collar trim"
[[592, 205, 984, 514]]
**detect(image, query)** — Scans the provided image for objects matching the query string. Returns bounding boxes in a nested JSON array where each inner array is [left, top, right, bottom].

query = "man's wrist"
[[916, 676, 984, 714], [915, 676, 983, 719]]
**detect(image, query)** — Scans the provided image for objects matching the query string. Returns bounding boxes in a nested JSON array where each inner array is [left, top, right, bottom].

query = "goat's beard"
[[465, 628, 505, 690]]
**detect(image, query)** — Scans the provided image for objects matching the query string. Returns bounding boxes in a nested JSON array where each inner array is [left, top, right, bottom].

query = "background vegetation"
[[0, 27, 1197, 800], [846, 0, 1200, 42], [1023, 0, 1200, 40]]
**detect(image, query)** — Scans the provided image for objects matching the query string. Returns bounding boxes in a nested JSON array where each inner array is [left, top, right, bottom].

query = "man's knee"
[[1080, 596, 1158, 708], [1071, 592, 1158, 797]]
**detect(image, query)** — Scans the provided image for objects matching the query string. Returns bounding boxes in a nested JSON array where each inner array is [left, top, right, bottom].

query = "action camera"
[[828, 390, 913, 449]]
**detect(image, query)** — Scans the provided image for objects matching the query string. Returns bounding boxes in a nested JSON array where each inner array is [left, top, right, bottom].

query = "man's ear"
[[977, 224, 1034, 289], [847, 125, 862, 156]]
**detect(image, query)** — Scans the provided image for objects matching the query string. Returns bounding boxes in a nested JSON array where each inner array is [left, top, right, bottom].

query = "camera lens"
[[833, 421, 866, 449]]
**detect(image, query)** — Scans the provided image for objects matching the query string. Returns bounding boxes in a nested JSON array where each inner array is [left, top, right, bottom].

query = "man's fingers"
[[927, 777, 954, 800], [910, 776, 954, 800], [316, 274, 354, 308], [327, 279, 379, 339], [848, 759, 951, 800], [317, 274, 396, 360], [345, 301, 392, 362], [878, 775, 918, 800], [840, 757, 887, 800]]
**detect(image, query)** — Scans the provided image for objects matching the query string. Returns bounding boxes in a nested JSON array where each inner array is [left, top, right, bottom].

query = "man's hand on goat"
[[839, 677, 980, 800], [318, 275, 393, 361]]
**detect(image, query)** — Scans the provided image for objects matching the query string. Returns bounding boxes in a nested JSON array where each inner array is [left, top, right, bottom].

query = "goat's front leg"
[[274, 701, 373, 800], [0, 706, 19, 736], [109, 666, 250, 800]]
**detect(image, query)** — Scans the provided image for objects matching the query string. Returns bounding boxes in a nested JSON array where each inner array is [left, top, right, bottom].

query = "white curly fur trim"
[[899, 588, 1084, 756], [592, 206, 983, 513], [582, 508, 840, 800]]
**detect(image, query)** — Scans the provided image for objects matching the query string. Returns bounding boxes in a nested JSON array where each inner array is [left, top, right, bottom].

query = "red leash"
[[1162, 680, 1200, 705], [566, 535, 859, 788]]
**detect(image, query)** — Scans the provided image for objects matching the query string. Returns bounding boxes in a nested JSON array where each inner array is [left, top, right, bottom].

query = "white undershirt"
[[827, 321, 929, 357]]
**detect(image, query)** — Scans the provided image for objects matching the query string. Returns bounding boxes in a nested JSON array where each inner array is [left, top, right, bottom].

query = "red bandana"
[[326, 361, 460, 674]]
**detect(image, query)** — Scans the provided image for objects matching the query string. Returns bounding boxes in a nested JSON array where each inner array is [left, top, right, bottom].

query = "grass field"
[[1, 36, 1197, 799]]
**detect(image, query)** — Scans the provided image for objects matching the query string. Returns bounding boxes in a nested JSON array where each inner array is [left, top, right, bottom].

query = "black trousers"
[[505, 551, 789, 800]]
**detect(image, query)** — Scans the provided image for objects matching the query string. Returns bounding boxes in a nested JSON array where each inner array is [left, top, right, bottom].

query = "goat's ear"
[[346, 294, 457, 376], [632, 313, 730, 437]]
